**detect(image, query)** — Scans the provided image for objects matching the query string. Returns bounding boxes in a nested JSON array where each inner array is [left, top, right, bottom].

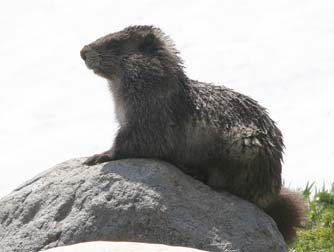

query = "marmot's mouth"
[[93, 69, 102, 74], [92, 68, 111, 79], [85, 59, 100, 71]]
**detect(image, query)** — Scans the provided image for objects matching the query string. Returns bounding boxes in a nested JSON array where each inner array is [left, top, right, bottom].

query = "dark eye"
[[106, 40, 121, 50]]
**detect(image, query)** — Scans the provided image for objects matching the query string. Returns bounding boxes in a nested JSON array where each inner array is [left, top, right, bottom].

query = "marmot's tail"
[[264, 188, 306, 244]]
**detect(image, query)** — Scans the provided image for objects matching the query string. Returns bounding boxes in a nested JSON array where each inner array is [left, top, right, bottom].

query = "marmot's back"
[[191, 80, 283, 143]]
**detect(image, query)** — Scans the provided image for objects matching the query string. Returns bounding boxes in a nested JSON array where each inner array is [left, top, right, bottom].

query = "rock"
[[44, 241, 208, 252], [0, 158, 288, 252]]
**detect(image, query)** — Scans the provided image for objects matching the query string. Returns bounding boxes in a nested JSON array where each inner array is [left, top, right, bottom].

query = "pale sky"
[[1, 0, 334, 198]]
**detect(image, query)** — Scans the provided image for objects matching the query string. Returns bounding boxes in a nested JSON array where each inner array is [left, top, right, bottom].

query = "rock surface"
[[44, 241, 208, 252], [0, 158, 288, 252]]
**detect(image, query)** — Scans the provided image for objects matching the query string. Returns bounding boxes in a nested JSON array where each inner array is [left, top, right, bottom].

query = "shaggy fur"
[[80, 25, 305, 243]]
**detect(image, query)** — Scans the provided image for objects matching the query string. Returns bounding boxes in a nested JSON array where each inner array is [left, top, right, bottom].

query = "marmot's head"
[[80, 25, 183, 82]]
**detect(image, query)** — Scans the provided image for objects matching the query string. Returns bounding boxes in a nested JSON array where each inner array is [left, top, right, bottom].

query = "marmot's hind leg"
[[208, 136, 282, 208]]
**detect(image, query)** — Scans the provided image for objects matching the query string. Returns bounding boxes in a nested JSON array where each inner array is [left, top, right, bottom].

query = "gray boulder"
[[0, 158, 288, 252]]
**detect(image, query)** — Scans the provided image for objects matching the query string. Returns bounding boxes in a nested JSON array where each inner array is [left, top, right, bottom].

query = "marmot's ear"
[[139, 33, 158, 53]]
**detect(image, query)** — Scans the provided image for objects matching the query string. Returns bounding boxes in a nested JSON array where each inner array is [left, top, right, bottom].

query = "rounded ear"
[[139, 33, 158, 53]]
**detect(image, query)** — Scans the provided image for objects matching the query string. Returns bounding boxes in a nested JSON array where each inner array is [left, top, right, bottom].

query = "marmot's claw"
[[83, 153, 113, 166]]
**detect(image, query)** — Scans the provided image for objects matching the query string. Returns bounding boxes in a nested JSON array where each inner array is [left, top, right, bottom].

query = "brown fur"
[[80, 25, 305, 243], [265, 188, 306, 243]]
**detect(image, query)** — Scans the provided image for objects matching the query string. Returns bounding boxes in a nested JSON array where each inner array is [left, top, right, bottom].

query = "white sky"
[[1, 0, 334, 198]]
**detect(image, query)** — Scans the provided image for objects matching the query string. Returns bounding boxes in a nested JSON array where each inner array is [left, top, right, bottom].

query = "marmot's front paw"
[[83, 152, 114, 166]]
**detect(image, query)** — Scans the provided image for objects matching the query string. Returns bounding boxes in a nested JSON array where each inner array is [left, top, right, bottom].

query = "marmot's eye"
[[106, 40, 121, 50]]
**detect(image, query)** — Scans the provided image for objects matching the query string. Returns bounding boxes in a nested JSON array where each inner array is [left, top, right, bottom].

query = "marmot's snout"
[[80, 45, 90, 60], [80, 45, 100, 70]]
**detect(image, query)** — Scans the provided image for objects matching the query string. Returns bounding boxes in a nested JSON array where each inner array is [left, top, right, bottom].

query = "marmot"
[[80, 25, 304, 243]]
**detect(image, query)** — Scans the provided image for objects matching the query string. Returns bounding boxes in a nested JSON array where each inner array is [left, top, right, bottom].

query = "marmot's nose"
[[80, 45, 92, 60]]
